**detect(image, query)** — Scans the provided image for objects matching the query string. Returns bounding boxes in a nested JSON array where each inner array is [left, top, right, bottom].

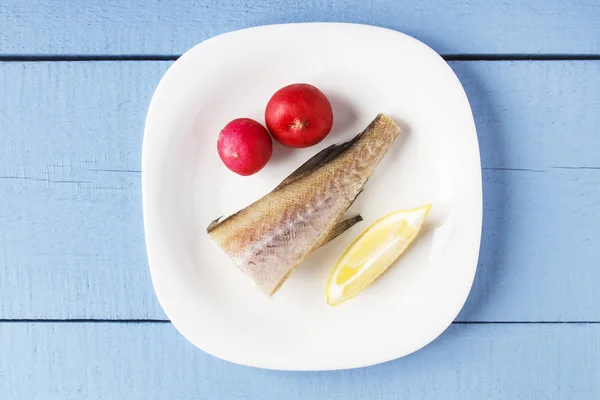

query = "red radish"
[[217, 118, 272, 176], [265, 83, 333, 148]]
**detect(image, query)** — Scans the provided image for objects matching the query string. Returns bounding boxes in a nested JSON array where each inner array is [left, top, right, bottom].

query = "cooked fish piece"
[[207, 113, 401, 295]]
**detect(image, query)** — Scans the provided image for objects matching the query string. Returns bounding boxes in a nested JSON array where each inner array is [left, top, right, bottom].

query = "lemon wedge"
[[326, 204, 432, 306]]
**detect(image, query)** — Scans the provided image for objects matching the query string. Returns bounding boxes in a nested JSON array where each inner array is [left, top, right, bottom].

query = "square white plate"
[[143, 23, 481, 370]]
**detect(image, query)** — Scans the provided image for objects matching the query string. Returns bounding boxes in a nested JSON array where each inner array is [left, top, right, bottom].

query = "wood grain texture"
[[0, 61, 598, 320], [0, 0, 600, 56], [0, 62, 169, 320], [0, 322, 598, 399]]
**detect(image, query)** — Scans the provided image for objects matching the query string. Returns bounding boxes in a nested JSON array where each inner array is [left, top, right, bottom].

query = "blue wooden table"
[[1, 1, 599, 398]]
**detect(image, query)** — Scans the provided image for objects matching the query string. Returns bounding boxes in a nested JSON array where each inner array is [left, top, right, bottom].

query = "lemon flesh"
[[326, 204, 432, 306]]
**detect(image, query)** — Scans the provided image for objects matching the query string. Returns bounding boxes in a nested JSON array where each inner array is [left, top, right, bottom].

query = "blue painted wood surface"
[[1, 0, 600, 55], [1, 1, 599, 398], [0, 61, 598, 320], [0, 322, 599, 399]]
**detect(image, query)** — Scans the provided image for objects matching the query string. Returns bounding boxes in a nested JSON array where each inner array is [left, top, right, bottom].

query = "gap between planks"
[[1, 54, 600, 62], [0, 319, 598, 324]]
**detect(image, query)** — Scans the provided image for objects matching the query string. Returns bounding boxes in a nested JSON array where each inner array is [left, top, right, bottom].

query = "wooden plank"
[[0, 322, 598, 398], [1, 0, 600, 56], [459, 169, 600, 322], [452, 61, 600, 169], [0, 61, 598, 320], [0, 62, 170, 320]]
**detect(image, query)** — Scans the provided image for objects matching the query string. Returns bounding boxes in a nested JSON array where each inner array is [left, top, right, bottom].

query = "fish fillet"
[[207, 113, 401, 295]]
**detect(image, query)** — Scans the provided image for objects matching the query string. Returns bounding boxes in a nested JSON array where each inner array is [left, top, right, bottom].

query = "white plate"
[[143, 23, 481, 371]]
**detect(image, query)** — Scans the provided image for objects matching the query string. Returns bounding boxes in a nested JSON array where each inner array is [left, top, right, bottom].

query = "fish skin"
[[207, 114, 401, 295]]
